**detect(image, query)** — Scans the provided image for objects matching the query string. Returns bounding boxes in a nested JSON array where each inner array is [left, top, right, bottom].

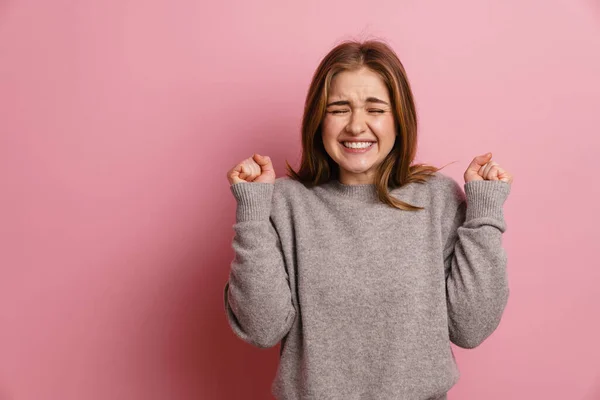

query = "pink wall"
[[1, 0, 599, 399]]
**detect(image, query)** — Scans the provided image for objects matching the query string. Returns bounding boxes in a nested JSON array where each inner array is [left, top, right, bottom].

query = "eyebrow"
[[326, 97, 389, 107]]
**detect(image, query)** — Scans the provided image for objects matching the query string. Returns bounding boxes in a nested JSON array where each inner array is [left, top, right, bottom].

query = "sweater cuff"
[[464, 180, 511, 222], [230, 182, 274, 222]]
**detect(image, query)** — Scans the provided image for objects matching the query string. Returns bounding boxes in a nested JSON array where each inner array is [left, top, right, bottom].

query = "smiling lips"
[[342, 139, 376, 146], [340, 141, 376, 153]]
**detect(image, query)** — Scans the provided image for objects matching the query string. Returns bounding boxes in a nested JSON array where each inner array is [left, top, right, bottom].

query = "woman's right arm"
[[223, 155, 296, 349]]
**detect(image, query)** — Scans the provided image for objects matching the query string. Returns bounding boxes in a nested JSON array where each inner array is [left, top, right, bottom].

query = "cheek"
[[371, 116, 396, 142], [371, 115, 394, 130], [321, 118, 339, 142]]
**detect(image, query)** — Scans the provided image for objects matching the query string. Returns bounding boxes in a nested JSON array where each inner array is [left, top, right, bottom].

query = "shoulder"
[[268, 177, 313, 230], [422, 171, 466, 207], [274, 176, 306, 190], [273, 176, 309, 198], [270, 176, 311, 211], [424, 172, 467, 239]]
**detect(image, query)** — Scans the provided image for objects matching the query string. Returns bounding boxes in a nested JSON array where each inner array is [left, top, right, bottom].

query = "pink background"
[[2, 0, 599, 399]]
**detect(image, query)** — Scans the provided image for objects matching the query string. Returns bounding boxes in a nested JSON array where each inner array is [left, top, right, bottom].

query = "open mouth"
[[340, 141, 376, 153], [341, 141, 376, 149]]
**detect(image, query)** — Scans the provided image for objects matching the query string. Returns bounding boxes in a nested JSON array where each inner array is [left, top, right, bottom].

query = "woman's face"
[[321, 67, 397, 185]]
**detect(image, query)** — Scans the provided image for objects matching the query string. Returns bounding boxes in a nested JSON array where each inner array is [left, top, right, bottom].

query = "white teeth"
[[343, 141, 374, 149]]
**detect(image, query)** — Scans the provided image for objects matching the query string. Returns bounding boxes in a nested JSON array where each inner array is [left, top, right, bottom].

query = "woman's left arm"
[[444, 152, 514, 349]]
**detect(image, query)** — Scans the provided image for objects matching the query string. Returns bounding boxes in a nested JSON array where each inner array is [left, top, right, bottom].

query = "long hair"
[[285, 39, 454, 211]]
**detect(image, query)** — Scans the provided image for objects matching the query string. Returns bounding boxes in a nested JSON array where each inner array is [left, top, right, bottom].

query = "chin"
[[339, 165, 375, 175]]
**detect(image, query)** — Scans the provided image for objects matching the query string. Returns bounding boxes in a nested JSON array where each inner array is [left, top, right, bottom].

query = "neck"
[[327, 179, 378, 201], [338, 171, 376, 185]]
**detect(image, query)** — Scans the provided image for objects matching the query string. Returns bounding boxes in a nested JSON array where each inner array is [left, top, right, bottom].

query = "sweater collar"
[[327, 179, 379, 201]]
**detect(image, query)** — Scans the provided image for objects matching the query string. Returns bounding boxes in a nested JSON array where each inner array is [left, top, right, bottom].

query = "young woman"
[[224, 40, 514, 400]]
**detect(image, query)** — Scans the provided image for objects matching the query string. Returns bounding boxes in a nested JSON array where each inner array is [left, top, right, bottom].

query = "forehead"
[[328, 67, 389, 100]]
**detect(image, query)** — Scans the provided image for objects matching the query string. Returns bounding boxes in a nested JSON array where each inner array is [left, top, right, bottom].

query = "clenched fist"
[[464, 152, 514, 184], [227, 153, 276, 185]]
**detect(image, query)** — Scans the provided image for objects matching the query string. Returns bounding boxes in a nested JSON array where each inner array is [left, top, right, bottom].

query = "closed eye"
[[329, 109, 385, 114]]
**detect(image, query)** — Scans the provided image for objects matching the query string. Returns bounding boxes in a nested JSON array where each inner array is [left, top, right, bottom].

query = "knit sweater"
[[223, 171, 511, 400]]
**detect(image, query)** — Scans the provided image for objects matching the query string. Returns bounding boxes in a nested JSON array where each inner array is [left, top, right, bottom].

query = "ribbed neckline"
[[327, 179, 379, 200]]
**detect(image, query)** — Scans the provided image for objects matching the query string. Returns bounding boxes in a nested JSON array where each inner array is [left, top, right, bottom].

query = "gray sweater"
[[223, 172, 511, 399]]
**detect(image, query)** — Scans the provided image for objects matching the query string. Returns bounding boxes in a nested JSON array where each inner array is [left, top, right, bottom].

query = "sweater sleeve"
[[223, 181, 296, 349], [443, 179, 511, 349]]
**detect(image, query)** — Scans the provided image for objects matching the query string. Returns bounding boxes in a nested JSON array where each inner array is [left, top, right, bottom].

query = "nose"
[[345, 110, 367, 135]]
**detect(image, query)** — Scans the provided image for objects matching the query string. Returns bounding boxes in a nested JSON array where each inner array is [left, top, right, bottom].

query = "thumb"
[[467, 152, 492, 171], [253, 153, 273, 170]]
